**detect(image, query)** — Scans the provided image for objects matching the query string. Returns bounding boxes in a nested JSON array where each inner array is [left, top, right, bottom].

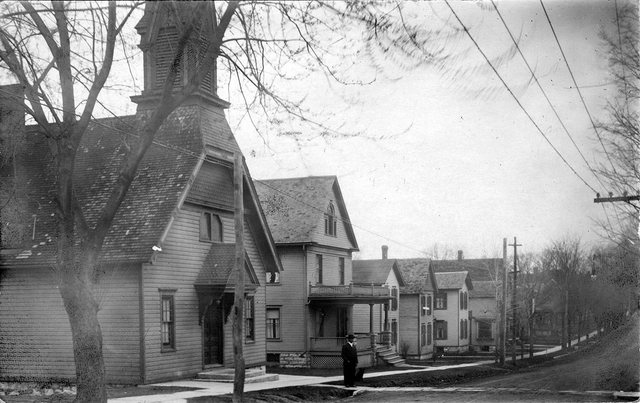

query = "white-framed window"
[[391, 287, 398, 311], [266, 307, 281, 340], [245, 296, 255, 341], [436, 292, 447, 310], [324, 202, 337, 236], [199, 212, 222, 242], [160, 291, 176, 351], [435, 320, 448, 340], [267, 271, 280, 284], [316, 254, 323, 284]]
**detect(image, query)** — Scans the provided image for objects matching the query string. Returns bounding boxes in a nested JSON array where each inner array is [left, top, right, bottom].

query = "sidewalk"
[[108, 331, 600, 403]]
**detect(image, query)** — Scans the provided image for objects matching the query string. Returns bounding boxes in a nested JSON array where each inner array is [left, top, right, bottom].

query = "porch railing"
[[309, 283, 389, 297], [310, 335, 373, 352]]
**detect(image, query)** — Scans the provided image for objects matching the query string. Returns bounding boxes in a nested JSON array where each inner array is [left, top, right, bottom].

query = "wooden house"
[[254, 176, 391, 368], [432, 271, 473, 353], [351, 246, 406, 358], [0, 3, 281, 385], [395, 258, 439, 360], [431, 252, 503, 351]]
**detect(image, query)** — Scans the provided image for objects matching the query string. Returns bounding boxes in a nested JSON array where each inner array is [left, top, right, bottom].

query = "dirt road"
[[348, 315, 639, 403]]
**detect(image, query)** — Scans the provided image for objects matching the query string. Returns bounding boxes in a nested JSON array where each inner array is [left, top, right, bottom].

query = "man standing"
[[341, 334, 358, 387]]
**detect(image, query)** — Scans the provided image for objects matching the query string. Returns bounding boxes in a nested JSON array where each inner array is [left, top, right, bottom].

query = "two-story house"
[[352, 245, 406, 361], [431, 251, 503, 351], [432, 271, 473, 353], [396, 258, 439, 359], [0, 3, 281, 385], [255, 176, 391, 368]]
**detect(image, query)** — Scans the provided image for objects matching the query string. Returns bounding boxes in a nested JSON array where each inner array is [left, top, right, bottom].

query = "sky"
[[225, 1, 625, 260], [13, 1, 624, 261]]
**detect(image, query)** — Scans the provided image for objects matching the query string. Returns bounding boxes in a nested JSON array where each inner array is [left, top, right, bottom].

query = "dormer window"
[[324, 202, 337, 236], [200, 212, 222, 242]]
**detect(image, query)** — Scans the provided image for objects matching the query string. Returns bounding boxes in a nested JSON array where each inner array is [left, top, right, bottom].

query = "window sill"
[[161, 347, 176, 353]]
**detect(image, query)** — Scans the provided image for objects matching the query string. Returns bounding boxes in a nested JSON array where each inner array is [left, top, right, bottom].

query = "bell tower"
[[131, 2, 229, 111]]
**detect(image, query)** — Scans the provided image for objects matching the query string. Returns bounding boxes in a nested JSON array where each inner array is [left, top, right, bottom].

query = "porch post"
[[369, 304, 374, 335]]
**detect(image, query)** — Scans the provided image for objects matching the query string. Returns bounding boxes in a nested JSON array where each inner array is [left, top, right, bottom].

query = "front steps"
[[196, 366, 279, 383], [377, 346, 407, 367]]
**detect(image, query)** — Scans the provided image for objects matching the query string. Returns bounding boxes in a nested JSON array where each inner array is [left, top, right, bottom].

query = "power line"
[[444, 0, 598, 194], [249, 175, 429, 257], [36, 108, 431, 257], [490, 0, 607, 191], [539, 0, 618, 175]]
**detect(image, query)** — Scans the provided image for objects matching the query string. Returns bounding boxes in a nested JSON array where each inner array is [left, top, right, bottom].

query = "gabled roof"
[[431, 258, 502, 283], [194, 243, 259, 287], [469, 281, 496, 298], [352, 259, 405, 286], [435, 271, 473, 291], [253, 176, 358, 250], [396, 258, 437, 294], [1, 114, 198, 266], [1, 106, 281, 275]]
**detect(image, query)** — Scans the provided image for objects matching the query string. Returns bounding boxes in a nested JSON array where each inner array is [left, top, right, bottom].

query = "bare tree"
[[541, 237, 589, 349], [0, 2, 517, 402], [595, 1, 639, 240]]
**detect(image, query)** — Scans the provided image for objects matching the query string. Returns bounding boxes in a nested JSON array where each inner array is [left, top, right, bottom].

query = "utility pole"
[[593, 193, 640, 204], [509, 237, 521, 364], [500, 238, 507, 366], [233, 153, 246, 402]]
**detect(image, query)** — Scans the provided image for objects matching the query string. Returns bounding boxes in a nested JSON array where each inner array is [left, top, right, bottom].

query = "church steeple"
[[131, 2, 229, 110]]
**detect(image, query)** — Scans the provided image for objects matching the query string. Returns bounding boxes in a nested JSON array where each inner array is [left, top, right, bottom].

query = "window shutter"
[[443, 293, 447, 309], [443, 321, 448, 339], [391, 287, 398, 311], [427, 295, 432, 315]]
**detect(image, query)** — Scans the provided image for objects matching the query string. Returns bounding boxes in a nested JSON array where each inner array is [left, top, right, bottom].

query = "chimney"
[[458, 250, 464, 261], [382, 245, 388, 260]]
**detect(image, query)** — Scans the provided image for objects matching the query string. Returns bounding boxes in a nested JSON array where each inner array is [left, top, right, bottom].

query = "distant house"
[[431, 251, 503, 351], [433, 271, 473, 352], [395, 258, 438, 359], [352, 246, 406, 354], [0, 3, 281, 385], [255, 176, 390, 368]]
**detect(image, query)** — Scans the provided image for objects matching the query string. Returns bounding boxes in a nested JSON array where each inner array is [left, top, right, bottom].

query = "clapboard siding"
[[0, 268, 74, 381], [266, 247, 306, 353], [310, 200, 355, 251], [399, 295, 420, 354], [143, 207, 268, 383], [0, 265, 141, 383]]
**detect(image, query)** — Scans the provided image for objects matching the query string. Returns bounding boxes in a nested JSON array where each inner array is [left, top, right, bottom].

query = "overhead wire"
[[80, 108, 431, 257], [490, 0, 607, 191], [444, 0, 598, 194], [539, 0, 618, 175]]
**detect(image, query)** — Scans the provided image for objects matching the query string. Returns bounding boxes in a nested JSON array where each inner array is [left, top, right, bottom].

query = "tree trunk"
[[58, 265, 107, 403]]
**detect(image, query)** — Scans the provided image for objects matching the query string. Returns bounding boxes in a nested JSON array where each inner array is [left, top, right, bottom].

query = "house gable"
[[254, 176, 358, 251]]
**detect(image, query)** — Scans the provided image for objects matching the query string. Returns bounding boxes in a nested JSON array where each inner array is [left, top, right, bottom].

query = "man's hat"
[[347, 334, 356, 340]]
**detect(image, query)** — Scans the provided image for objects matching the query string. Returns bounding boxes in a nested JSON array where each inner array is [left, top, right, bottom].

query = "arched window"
[[324, 202, 337, 236]]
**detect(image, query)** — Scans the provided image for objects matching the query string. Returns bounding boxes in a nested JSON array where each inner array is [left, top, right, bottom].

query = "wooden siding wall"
[[435, 288, 469, 348], [353, 271, 400, 335], [306, 245, 352, 287], [399, 293, 434, 357], [310, 198, 355, 251], [266, 246, 307, 353], [470, 297, 498, 346], [143, 207, 268, 383], [0, 266, 141, 384], [399, 295, 419, 355]]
